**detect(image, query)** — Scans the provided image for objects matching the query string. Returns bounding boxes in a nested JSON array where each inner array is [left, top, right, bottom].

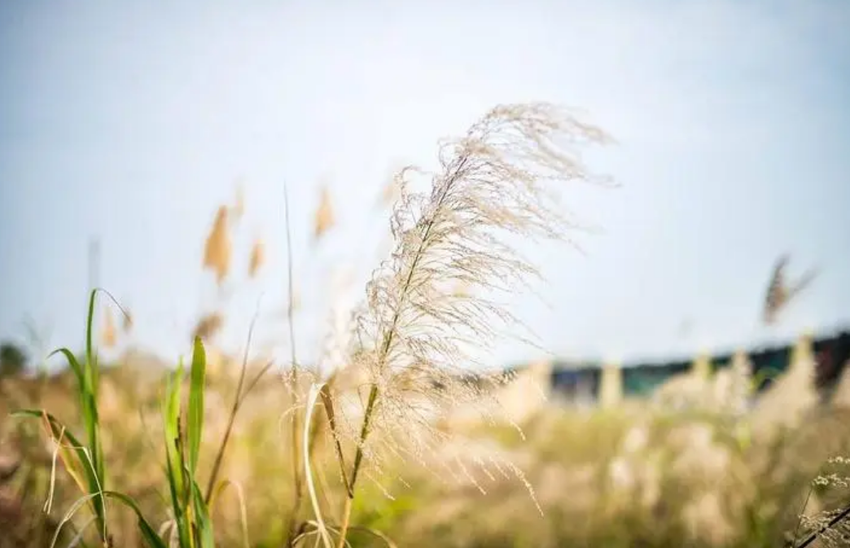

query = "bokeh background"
[[2, 2, 850, 547]]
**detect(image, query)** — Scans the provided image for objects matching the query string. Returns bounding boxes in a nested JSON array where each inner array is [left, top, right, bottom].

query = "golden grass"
[[313, 186, 335, 242], [3, 101, 849, 548], [204, 206, 232, 285], [248, 238, 265, 279], [192, 312, 224, 344]]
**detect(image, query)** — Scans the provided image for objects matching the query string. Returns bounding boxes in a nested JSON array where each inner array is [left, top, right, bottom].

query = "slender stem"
[[349, 384, 379, 490], [318, 380, 351, 497], [795, 503, 850, 548], [283, 182, 305, 546], [203, 360, 273, 503], [336, 158, 469, 548], [790, 487, 813, 546], [348, 156, 468, 492], [335, 497, 353, 548]]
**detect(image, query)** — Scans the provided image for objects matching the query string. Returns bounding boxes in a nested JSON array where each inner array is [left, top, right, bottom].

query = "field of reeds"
[[2, 103, 849, 548]]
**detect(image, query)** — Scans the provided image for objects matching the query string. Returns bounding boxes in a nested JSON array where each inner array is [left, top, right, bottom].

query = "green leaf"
[[162, 358, 190, 548], [48, 348, 83, 387], [191, 479, 216, 548], [187, 336, 206, 475], [85, 288, 98, 398], [46, 346, 102, 496], [102, 491, 169, 548]]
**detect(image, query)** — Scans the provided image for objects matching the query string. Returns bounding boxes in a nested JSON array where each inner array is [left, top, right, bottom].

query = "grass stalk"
[[203, 304, 271, 503], [283, 182, 305, 546], [337, 158, 468, 546]]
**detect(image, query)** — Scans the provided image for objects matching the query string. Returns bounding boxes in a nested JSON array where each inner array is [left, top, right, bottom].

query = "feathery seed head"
[[334, 102, 612, 498]]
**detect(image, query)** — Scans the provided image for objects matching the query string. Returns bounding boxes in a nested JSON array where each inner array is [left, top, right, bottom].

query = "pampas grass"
[[16, 100, 847, 548], [321, 102, 613, 544]]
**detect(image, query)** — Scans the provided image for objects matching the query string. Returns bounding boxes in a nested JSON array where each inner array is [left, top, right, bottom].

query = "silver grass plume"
[[339, 102, 613, 498]]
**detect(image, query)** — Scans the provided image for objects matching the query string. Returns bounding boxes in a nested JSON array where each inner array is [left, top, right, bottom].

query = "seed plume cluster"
[[329, 103, 613, 497]]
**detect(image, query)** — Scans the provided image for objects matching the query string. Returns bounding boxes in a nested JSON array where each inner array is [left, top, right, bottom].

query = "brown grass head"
[[249, 238, 265, 279], [313, 186, 335, 242], [204, 205, 232, 285], [192, 312, 224, 343]]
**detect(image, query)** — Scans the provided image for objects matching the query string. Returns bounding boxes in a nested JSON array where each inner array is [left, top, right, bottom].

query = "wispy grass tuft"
[[324, 102, 614, 544]]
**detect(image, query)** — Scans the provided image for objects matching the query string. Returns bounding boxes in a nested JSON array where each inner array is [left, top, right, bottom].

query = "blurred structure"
[[599, 361, 623, 408], [523, 327, 850, 411], [762, 255, 818, 325]]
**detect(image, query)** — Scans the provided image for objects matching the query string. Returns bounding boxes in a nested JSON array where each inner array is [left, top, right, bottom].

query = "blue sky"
[[1, 0, 849, 370]]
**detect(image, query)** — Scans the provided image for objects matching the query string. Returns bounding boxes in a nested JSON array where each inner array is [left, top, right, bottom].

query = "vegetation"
[[1, 102, 849, 547]]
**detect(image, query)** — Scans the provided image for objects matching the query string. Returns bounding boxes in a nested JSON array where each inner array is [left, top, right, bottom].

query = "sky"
[[1, 0, 849, 371]]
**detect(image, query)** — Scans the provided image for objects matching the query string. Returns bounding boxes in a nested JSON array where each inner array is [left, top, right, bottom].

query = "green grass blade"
[[46, 346, 101, 492], [81, 289, 107, 536], [48, 348, 84, 386], [102, 491, 169, 548], [13, 409, 109, 543], [162, 357, 191, 548], [12, 410, 94, 490], [187, 336, 206, 476], [46, 347, 99, 469], [191, 479, 215, 548], [85, 288, 98, 398]]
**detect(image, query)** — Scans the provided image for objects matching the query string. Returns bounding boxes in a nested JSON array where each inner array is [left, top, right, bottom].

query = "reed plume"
[[192, 312, 224, 343], [203, 206, 232, 285], [328, 102, 613, 543], [314, 186, 335, 242], [248, 238, 265, 279]]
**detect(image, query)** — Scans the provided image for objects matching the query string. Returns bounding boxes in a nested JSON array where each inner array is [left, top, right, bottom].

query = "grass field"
[[2, 103, 849, 548]]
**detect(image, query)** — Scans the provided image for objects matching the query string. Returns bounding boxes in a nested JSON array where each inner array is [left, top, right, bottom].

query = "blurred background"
[[1, 2, 850, 547]]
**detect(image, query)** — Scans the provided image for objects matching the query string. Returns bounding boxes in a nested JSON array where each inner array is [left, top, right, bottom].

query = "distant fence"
[[533, 329, 850, 406]]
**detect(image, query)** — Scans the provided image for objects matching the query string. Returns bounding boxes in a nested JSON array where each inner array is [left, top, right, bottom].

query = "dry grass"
[[3, 359, 850, 547], [204, 206, 232, 286], [2, 101, 848, 548], [248, 239, 265, 279], [314, 185, 335, 242]]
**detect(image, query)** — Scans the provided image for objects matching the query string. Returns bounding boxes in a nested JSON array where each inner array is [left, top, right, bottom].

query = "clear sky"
[[1, 0, 849, 370]]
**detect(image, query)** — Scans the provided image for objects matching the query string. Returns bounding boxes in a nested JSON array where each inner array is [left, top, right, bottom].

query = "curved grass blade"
[[104, 491, 170, 548], [12, 410, 104, 525], [49, 491, 168, 548]]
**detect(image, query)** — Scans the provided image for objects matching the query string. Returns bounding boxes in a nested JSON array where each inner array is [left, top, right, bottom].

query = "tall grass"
[[12, 291, 266, 548], [7, 100, 850, 548]]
